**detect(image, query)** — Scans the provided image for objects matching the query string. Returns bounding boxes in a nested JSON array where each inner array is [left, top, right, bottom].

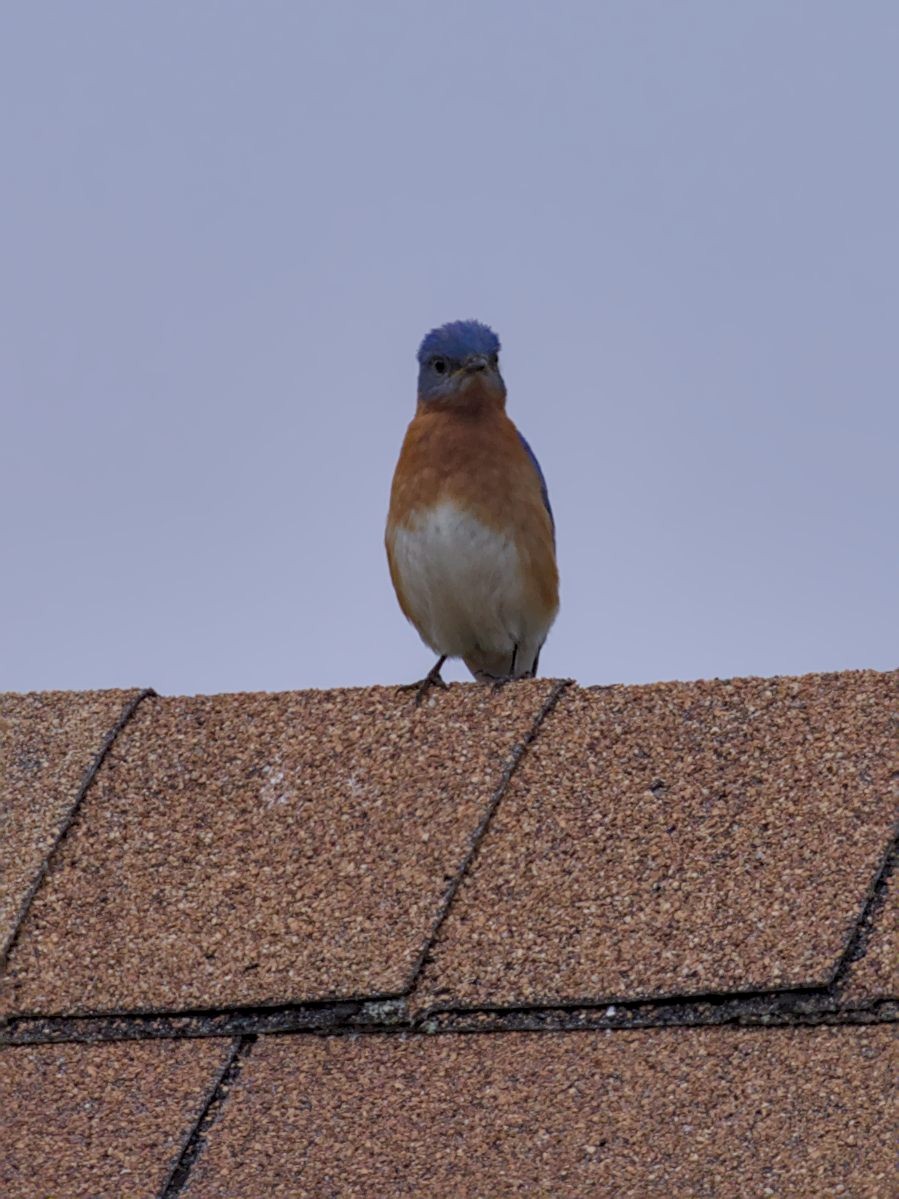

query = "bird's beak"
[[462, 353, 490, 374]]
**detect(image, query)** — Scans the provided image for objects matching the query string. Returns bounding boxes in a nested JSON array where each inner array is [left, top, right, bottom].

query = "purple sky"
[[2, 2, 896, 695]]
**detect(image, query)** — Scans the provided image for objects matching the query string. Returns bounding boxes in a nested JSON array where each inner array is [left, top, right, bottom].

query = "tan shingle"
[[415, 671, 898, 1010], [0, 683, 559, 1016], [0, 1037, 231, 1199], [181, 1026, 896, 1198], [0, 671, 894, 1196], [0, 690, 146, 955]]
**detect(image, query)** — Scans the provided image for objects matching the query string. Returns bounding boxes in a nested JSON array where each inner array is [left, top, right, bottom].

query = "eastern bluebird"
[[386, 319, 559, 700]]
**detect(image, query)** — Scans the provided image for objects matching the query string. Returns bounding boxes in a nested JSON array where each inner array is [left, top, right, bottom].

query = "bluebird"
[[386, 319, 559, 700]]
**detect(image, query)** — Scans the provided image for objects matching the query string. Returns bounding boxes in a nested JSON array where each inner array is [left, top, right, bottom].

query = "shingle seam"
[[1, 996, 894, 1046], [4, 991, 402, 1026], [829, 822, 898, 989], [3, 987, 895, 1047], [411, 975, 860, 1024], [0, 687, 156, 970], [414, 992, 897, 1034], [401, 678, 574, 993], [420, 1003, 897, 1034], [0, 995, 399, 1043], [158, 1033, 254, 1199]]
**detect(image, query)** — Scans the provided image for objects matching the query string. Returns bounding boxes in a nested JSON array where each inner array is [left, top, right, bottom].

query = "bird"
[[385, 319, 559, 701]]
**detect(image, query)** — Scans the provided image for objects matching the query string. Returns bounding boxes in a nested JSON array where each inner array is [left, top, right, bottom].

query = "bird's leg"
[[398, 655, 448, 706], [490, 644, 521, 693]]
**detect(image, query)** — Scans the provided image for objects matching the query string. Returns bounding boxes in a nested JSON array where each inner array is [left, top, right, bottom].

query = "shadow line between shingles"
[[0, 687, 156, 970], [158, 1034, 253, 1199], [402, 678, 574, 994], [3, 987, 895, 1047], [829, 821, 898, 989]]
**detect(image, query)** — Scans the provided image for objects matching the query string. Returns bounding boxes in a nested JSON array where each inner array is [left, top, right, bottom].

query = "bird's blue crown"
[[417, 319, 500, 364]]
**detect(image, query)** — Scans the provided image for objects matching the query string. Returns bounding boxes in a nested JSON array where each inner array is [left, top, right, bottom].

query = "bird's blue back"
[[518, 432, 554, 539]]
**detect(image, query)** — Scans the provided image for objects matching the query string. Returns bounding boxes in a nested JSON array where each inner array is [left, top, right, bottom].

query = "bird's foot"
[[489, 673, 528, 693], [398, 656, 448, 707], [489, 676, 517, 695]]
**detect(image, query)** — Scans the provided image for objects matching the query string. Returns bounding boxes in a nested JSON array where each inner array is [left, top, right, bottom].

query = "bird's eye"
[[432, 357, 447, 374]]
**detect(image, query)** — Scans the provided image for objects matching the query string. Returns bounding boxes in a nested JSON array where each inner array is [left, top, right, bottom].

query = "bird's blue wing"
[[517, 431, 554, 540]]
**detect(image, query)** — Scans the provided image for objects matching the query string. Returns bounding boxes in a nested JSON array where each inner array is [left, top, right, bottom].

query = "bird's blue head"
[[416, 319, 506, 409]]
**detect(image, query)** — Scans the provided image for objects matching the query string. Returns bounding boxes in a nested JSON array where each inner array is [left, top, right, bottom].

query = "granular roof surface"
[[1, 670, 895, 1196], [181, 1027, 895, 1199], [0, 689, 143, 954], [1, 682, 559, 1015], [415, 671, 897, 1010], [0, 1037, 230, 1199], [839, 872, 898, 1003]]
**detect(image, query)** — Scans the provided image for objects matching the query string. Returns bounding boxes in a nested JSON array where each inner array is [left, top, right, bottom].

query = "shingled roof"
[[1, 671, 896, 1197]]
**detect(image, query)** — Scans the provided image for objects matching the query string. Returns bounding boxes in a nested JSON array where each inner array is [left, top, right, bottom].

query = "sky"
[[2, 1, 896, 696]]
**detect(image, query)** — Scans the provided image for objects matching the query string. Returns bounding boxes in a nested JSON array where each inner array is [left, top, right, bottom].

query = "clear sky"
[[2, 2, 896, 695]]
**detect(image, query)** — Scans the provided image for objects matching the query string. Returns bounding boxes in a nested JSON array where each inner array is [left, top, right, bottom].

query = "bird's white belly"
[[390, 501, 529, 661]]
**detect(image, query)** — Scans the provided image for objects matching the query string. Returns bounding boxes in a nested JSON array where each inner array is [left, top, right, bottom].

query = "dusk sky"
[[2, 2, 896, 695]]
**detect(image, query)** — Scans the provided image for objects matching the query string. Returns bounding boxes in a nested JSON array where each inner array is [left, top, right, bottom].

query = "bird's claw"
[[398, 658, 448, 707]]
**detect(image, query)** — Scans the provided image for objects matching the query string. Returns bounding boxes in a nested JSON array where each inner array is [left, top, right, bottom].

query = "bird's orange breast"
[[386, 405, 559, 623]]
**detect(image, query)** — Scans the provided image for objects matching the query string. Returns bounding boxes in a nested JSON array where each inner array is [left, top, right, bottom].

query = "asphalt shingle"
[[1, 672, 894, 1197], [839, 870, 898, 1003], [415, 671, 898, 1010], [0, 690, 145, 956], [181, 1026, 897, 1199], [0, 1037, 231, 1199], [0, 683, 558, 1016]]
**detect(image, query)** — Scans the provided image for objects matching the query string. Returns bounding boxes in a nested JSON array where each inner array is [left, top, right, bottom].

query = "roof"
[[1, 671, 895, 1197]]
